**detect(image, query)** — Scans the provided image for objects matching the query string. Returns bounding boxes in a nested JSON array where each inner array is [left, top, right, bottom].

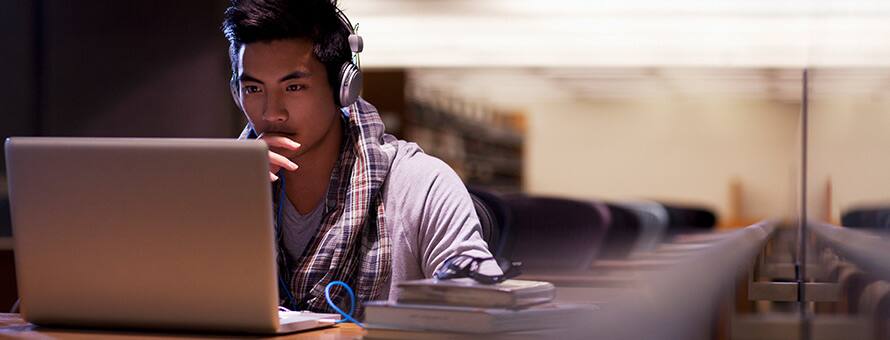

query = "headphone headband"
[[336, 9, 363, 54]]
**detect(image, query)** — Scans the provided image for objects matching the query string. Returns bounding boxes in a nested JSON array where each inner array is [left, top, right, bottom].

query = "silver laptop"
[[4, 137, 339, 334]]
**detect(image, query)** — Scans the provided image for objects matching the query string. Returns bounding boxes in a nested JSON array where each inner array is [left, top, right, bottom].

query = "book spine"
[[398, 289, 512, 307]]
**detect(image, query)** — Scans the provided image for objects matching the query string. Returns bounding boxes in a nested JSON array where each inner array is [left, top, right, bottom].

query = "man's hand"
[[258, 134, 301, 181]]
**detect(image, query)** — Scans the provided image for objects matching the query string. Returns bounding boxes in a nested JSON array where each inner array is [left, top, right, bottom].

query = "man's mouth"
[[259, 130, 297, 137]]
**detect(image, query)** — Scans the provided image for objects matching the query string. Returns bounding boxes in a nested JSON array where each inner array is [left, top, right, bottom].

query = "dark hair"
[[222, 0, 352, 92]]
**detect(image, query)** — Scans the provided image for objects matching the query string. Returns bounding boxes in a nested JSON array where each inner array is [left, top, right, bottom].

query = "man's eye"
[[286, 84, 305, 92], [243, 86, 262, 94]]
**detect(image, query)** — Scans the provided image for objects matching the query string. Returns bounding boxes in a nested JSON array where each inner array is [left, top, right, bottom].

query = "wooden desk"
[[0, 313, 365, 339]]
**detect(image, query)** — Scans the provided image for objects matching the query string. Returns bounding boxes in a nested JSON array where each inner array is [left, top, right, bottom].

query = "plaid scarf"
[[266, 99, 397, 316]]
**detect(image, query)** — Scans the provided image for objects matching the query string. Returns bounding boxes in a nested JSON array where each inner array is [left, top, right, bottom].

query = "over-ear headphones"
[[229, 8, 364, 114], [335, 9, 363, 108]]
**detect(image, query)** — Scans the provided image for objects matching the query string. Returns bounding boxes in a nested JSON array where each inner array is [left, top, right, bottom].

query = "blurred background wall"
[[807, 70, 890, 224], [405, 67, 804, 225], [524, 97, 799, 222], [0, 0, 241, 149]]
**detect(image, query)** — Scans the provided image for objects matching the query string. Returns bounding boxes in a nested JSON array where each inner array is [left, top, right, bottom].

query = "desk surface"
[[0, 313, 365, 339]]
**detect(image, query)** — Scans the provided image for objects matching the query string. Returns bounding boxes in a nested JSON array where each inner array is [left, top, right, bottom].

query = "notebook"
[[5, 137, 339, 334], [397, 278, 555, 308]]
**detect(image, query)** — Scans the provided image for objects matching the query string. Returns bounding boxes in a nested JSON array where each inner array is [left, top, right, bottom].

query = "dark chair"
[[660, 203, 717, 234], [616, 201, 668, 253], [842, 207, 890, 230], [598, 204, 642, 259], [467, 188, 511, 259], [502, 195, 610, 272]]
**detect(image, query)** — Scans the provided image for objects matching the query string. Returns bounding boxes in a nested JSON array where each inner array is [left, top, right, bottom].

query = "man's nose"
[[262, 91, 288, 122]]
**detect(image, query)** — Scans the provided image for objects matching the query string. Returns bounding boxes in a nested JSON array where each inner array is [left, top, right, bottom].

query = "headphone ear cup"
[[337, 62, 362, 108]]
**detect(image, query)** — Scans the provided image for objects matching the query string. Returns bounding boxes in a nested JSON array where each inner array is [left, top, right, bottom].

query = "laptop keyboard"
[[278, 311, 340, 325]]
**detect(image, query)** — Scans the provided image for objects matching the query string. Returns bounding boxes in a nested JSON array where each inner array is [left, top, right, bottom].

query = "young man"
[[222, 0, 498, 313]]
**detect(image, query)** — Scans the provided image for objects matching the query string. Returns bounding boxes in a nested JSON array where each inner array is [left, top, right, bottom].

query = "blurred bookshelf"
[[363, 70, 526, 193]]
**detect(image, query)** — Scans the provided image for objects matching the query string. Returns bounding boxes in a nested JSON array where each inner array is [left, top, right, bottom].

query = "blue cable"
[[325, 280, 364, 328], [277, 169, 361, 327]]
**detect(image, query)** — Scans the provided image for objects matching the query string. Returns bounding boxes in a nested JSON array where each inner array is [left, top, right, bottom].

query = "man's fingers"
[[268, 151, 299, 171], [261, 136, 301, 159], [261, 135, 301, 150], [258, 134, 299, 183]]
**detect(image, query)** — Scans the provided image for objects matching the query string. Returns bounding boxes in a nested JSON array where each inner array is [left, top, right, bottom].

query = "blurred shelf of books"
[[363, 70, 526, 193]]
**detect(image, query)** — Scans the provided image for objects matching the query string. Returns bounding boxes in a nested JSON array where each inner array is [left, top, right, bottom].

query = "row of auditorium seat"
[[467, 188, 717, 274], [842, 206, 890, 230]]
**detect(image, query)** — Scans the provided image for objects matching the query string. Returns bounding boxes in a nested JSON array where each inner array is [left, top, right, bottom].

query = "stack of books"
[[364, 278, 597, 339]]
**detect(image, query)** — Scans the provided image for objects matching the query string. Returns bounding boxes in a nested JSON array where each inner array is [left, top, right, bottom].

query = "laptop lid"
[[5, 137, 283, 333]]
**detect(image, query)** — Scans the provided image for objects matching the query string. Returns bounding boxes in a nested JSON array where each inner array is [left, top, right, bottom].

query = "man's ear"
[[230, 75, 243, 111], [232, 73, 257, 141]]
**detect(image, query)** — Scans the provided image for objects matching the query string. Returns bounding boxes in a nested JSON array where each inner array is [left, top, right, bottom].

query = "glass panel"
[[807, 68, 890, 340]]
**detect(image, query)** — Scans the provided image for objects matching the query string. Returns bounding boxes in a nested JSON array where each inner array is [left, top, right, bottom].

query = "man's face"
[[236, 38, 339, 157]]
